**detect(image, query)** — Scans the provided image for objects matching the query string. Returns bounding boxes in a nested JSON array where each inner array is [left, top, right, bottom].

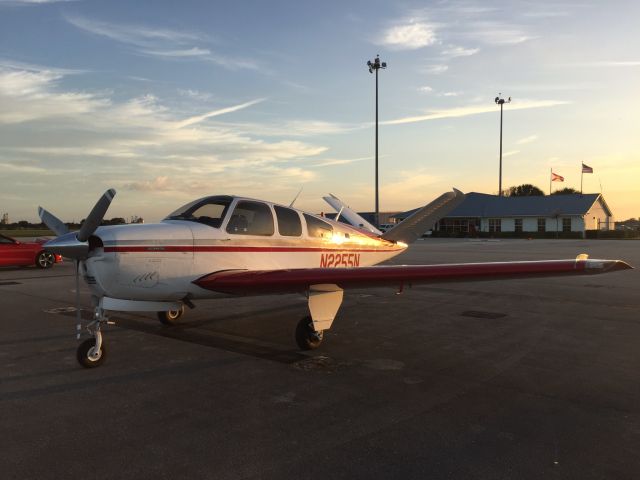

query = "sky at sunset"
[[1, 0, 638, 223]]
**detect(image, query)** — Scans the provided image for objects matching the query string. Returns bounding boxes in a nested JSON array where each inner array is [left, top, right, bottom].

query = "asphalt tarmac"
[[2, 239, 639, 480]]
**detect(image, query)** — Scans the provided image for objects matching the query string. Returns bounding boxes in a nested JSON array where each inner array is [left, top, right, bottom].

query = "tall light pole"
[[367, 54, 386, 227], [494, 94, 511, 196]]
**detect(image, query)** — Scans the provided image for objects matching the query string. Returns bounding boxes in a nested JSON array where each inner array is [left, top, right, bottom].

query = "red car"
[[0, 234, 63, 269]]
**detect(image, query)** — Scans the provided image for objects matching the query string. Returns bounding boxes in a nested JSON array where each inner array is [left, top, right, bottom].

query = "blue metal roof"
[[395, 192, 607, 220]]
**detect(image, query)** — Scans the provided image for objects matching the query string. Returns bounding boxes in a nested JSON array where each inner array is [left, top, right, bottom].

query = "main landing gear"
[[295, 316, 324, 350], [77, 306, 111, 368], [294, 284, 343, 351], [157, 305, 185, 325]]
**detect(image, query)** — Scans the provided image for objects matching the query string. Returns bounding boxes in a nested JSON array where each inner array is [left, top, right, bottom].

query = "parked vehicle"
[[378, 223, 395, 233], [0, 234, 62, 268]]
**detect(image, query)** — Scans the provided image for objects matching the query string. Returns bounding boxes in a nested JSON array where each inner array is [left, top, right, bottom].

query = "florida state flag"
[[551, 172, 564, 182]]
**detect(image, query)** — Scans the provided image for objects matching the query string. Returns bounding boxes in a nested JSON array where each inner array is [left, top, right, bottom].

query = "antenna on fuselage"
[[289, 186, 304, 207], [335, 206, 345, 223]]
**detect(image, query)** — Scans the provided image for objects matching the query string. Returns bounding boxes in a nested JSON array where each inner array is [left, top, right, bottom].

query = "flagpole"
[[580, 163, 583, 195], [549, 168, 552, 195]]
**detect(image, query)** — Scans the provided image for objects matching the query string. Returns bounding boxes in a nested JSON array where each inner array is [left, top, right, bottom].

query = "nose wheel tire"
[[157, 305, 185, 325], [77, 338, 106, 368], [36, 251, 55, 269], [295, 315, 324, 350]]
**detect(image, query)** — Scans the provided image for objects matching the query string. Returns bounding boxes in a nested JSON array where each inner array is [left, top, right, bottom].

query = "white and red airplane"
[[39, 188, 631, 368]]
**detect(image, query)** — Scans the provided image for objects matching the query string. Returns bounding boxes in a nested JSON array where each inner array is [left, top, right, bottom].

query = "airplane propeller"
[[38, 189, 117, 340], [39, 189, 116, 260]]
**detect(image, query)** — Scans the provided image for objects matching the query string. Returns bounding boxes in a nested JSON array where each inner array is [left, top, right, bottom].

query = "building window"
[[562, 218, 571, 232], [537, 218, 546, 232], [489, 218, 501, 233], [437, 218, 479, 233], [515, 218, 523, 233]]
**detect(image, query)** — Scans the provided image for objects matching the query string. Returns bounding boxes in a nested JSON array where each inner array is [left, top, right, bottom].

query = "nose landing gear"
[[77, 306, 112, 368], [77, 337, 106, 368]]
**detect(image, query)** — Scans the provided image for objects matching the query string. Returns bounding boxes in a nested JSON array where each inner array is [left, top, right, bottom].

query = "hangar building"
[[392, 192, 614, 237]]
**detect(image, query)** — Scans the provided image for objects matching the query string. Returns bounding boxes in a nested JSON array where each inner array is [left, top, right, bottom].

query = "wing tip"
[[614, 260, 634, 271]]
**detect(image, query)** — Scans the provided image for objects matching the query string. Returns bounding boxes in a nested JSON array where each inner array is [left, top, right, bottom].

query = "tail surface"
[[382, 189, 465, 244]]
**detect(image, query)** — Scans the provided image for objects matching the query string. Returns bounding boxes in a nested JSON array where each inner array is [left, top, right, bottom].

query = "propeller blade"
[[38, 207, 69, 237], [77, 189, 116, 242]]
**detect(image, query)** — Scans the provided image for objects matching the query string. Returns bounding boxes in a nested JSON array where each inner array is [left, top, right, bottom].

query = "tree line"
[[504, 184, 579, 196]]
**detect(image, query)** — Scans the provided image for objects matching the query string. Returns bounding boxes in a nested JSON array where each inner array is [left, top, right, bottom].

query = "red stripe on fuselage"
[[103, 246, 401, 253]]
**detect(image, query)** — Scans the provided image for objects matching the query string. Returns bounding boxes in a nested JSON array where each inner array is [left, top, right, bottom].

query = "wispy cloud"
[[278, 120, 358, 136], [0, 0, 78, 5], [422, 64, 448, 74], [383, 99, 569, 126], [178, 88, 214, 101], [382, 7, 533, 49], [568, 61, 640, 67], [141, 47, 211, 58], [125, 176, 172, 192], [0, 58, 84, 75], [441, 45, 479, 58], [175, 98, 265, 128], [217, 119, 363, 138], [65, 15, 202, 48], [65, 14, 259, 70], [462, 21, 533, 45], [0, 63, 326, 214], [521, 10, 570, 18], [516, 134, 538, 145], [0, 68, 109, 124], [140, 48, 260, 70], [380, 21, 437, 50], [0, 161, 47, 173], [311, 156, 370, 168]]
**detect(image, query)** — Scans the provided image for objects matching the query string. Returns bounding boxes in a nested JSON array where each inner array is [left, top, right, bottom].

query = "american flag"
[[551, 172, 564, 182], [582, 163, 593, 173]]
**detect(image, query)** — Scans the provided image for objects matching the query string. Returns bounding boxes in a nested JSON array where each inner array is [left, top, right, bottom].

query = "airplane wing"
[[194, 257, 631, 295]]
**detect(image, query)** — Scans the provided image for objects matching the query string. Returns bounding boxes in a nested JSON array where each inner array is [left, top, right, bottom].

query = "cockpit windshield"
[[164, 195, 233, 228]]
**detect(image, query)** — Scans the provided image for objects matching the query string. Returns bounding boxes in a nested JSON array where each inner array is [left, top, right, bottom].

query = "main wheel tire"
[[36, 251, 55, 269], [295, 315, 324, 350], [157, 306, 185, 326], [77, 338, 106, 368]]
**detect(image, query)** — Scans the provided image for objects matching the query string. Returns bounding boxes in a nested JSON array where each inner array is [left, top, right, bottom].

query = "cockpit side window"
[[274, 205, 302, 237], [227, 201, 274, 236], [304, 214, 333, 238], [164, 196, 232, 228]]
